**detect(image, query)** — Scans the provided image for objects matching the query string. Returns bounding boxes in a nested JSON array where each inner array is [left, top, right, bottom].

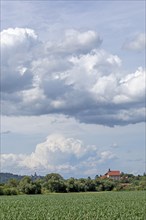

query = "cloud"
[[1, 28, 39, 93], [46, 29, 102, 54], [1, 134, 116, 176], [110, 143, 119, 148], [1, 153, 26, 173], [1, 28, 145, 126], [113, 67, 145, 103], [0, 130, 11, 135], [123, 33, 146, 52], [1, 27, 37, 47], [98, 151, 117, 163]]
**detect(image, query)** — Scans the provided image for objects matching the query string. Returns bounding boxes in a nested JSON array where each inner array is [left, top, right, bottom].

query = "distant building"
[[102, 169, 121, 180]]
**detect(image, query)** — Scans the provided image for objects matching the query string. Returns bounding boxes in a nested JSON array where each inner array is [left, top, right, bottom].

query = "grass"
[[0, 191, 145, 220]]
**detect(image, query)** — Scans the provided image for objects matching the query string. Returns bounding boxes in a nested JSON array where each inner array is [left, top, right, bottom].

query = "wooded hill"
[[0, 172, 43, 183]]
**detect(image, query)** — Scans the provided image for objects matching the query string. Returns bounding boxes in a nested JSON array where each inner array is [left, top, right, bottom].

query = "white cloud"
[[1, 134, 116, 177], [98, 151, 117, 163], [113, 67, 145, 103], [1, 28, 145, 126], [46, 29, 102, 54], [123, 33, 146, 51], [1, 153, 26, 172], [1, 27, 37, 47]]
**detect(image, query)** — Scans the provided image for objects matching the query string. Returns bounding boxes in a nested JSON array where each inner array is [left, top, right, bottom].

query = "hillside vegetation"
[[0, 172, 146, 195]]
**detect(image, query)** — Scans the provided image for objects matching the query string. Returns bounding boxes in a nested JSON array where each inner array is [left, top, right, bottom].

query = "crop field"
[[0, 191, 145, 220]]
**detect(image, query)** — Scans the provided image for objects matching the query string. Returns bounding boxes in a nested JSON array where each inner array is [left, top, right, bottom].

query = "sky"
[[0, 0, 145, 178]]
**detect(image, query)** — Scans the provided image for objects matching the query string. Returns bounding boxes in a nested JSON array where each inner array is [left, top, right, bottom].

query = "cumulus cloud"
[[1, 27, 38, 47], [1, 28, 39, 93], [1, 134, 116, 176], [98, 151, 117, 163], [1, 28, 145, 126], [123, 33, 146, 51], [1, 153, 26, 173], [45, 29, 102, 54]]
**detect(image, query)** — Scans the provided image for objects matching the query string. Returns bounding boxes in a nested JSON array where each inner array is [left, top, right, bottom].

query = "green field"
[[0, 191, 145, 220]]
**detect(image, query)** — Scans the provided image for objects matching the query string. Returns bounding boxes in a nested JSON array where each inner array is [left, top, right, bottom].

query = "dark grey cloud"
[[1, 69, 33, 93]]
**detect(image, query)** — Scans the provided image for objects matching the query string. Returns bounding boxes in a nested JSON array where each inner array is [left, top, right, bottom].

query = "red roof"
[[107, 171, 120, 176]]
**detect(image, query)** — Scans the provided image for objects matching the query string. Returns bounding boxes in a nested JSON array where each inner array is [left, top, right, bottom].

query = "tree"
[[102, 180, 116, 191], [19, 176, 41, 194], [7, 178, 19, 188], [45, 173, 64, 181], [66, 178, 79, 192], [45, 179, 66, 193]]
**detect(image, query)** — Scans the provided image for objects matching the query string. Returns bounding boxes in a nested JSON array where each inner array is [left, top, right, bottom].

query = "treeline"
[[0, 173, 146, 195]]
